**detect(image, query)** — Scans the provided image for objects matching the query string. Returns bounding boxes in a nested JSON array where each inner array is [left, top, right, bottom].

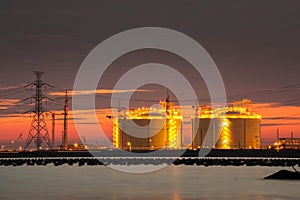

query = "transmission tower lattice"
[[24, 71, 53, 150]]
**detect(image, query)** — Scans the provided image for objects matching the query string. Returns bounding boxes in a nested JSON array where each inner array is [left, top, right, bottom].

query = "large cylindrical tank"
[[192, 118, 261, 149], [115, 118, 182, 150]]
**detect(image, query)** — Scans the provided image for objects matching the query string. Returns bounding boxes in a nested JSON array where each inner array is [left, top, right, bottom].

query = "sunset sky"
[[0, 0, 300, 148]]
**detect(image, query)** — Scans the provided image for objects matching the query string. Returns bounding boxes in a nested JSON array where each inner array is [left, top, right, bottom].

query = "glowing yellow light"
[[113, 101, 182, 150], [113, 118, 119, 148], [199, 99, 261, 119], [222, 121, 229, 127]]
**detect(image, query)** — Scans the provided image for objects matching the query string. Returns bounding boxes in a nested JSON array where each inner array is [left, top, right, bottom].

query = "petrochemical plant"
[[113, 98, 262, 151], [6, 71, 300, 152]]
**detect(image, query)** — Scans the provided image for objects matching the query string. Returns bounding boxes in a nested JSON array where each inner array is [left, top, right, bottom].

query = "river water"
[[0, 165, 299, 200]]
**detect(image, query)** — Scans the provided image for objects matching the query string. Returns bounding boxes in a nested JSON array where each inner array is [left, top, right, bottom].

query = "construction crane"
[[62, 90, 69, 150], [47, 90, 69, 151], [51, 112, 55, 150]]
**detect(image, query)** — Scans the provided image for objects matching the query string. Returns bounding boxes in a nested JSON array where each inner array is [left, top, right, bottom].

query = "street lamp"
[[127, 142, 131, 152]]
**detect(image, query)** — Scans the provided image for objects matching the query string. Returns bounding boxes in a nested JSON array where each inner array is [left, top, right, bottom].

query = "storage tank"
[[191, 99, 261, 149], [113, 101, 183, 150]]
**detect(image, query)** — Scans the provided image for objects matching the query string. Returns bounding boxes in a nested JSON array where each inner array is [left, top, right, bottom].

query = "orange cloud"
[[0, 99, 20, 107], [49, 89, 153, 96], [252, 102, 300, 144]]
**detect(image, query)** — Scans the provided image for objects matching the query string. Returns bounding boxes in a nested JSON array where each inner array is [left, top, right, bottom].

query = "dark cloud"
[[261, 123, 299, 127], [54, 117, 86, 121], [0, 0, 299, 105], [263, 117, 300, 120]]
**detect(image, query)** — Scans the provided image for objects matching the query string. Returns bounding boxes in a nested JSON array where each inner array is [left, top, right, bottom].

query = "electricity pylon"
[[24, 71, 53, 150]]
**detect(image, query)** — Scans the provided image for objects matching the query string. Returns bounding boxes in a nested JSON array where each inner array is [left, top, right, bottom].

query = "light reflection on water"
[[0, 165, 299, 200]]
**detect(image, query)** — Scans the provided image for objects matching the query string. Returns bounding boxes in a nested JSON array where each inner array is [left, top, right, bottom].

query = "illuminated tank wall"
[[191, 99, 262, 149], [113, 101, 183, 150]]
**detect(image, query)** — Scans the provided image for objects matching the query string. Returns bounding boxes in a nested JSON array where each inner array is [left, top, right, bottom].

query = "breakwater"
[[1, 149, 299, 167], [0, 157, 300, 167], [1, 149, 300, 158]]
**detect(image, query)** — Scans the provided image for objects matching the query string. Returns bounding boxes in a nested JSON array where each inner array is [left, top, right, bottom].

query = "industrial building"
[[191, 99, 262, 149], [113, 100, 183, 150], [274, 138, 300, 149]]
